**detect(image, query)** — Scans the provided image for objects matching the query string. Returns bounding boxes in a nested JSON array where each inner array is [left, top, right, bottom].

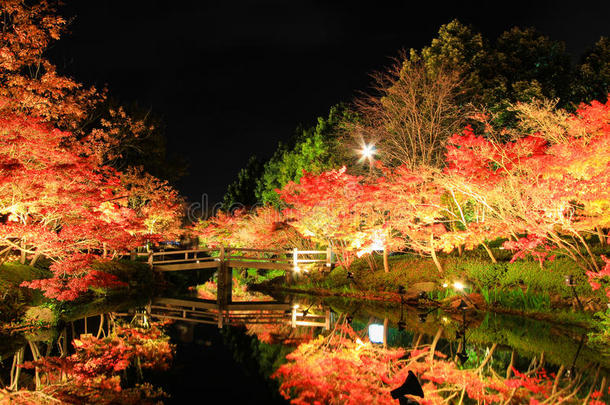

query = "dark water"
[[2, 291, 610, 404]]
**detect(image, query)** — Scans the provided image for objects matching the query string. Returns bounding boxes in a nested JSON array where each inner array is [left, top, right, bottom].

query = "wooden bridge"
[[132, 246, 333, 272], [130, 246, 333, 306]]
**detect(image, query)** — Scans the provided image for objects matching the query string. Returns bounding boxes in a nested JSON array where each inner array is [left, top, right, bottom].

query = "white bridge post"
[[292, 248, 298, 282]]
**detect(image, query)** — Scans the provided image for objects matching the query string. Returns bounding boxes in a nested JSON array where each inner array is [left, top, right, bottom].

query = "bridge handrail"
[[148, 257, 219, 265], [292, 250, 328, 255], [135, 245, 334, 271], [225, 247, 290, 254], [151, 248, 219, 256]]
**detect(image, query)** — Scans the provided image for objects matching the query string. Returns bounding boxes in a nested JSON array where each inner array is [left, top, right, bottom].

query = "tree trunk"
[[481, 242, 497, 263], [506, 349, 515, 379], [430, 233, 444, 274], [20, 240, 26, 264], [428, 326, 443, 362], [597, 227, 606, 246], [552, 365, 564, 395], [476, 343, 497, 373], [383, 246, 389, 273], [573, 231, 600, 272], [29, 252, 41, 266]]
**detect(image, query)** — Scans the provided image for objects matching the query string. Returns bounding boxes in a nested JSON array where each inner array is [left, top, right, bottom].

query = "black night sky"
[[51, 0, 610, 205]]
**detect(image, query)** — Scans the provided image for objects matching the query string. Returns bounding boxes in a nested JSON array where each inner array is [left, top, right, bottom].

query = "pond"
[[1, 289, 609, 404]]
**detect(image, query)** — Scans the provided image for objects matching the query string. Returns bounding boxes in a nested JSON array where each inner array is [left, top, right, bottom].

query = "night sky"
[[51, 0, 610, 205]]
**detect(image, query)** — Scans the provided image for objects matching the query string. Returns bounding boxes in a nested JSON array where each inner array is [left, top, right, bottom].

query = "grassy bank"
[[0, 262, 51, 323], [256, 246, 608, 326], [0, 259, 160, 327]]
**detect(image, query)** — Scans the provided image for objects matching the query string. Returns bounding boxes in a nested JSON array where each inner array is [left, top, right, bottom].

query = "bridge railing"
[[142, 297, 331, 329], [149, 248, 221, 266], [225, 246, 332, 272], [131, 246, 333, 272]]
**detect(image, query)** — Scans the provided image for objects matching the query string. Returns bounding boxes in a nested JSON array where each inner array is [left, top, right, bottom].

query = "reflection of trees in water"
[[324, 294, 610, 374], [192, 278, 275, 301], [0, 313, 173, 404], [271, 316, 608, 404], [246, 318, 315, 345]]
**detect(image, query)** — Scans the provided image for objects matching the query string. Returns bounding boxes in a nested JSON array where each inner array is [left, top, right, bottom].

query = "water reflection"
[[1, 312, 172, 404], [1, 293, 609, 404]]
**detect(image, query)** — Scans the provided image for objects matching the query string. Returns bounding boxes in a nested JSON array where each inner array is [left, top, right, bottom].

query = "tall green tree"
[[575, 36, 610, 104], [255, 104, 356, 207], [415, 20, 589, 124], [222, 155, 264, 210], [419, 19, 488, 103]]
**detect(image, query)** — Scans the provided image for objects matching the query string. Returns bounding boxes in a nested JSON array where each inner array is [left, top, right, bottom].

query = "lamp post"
[[564, 274, 584, 311]]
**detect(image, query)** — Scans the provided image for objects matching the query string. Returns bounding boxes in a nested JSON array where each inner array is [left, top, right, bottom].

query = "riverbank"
[[0, 259, 161, 330], [252, 249, 607, 329]]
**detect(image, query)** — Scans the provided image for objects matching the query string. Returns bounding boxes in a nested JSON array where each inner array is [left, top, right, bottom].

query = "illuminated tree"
[[0, 113, 138, 260], [278, 168, 378, 270], [0, 0, 99, 128], [349, 57, 466, 169], [375, 165, 451, 273], [444, 97, 610, 272], [195, 205, 310, 251]]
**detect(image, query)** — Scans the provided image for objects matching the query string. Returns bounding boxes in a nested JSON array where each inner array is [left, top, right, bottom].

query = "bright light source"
[[442, 282, 449, 288], [453, 281, 465, 291], [293, 304, 299, 309], [441, 316, 449, 323], [293, 266, 301, 273], [359, 143, 376, 160], [368, 323, 384, 344]]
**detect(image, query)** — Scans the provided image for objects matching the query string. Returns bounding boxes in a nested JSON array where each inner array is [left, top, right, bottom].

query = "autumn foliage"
[[272, 323, 605, 404], [12, 321, 174, 404], [0, 0, 184, 300], [197, 97, 610, 298]]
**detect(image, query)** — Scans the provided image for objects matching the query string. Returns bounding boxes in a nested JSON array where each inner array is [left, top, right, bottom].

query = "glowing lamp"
[[360, 143, 376, 159], [368, 323, 384, 344]]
